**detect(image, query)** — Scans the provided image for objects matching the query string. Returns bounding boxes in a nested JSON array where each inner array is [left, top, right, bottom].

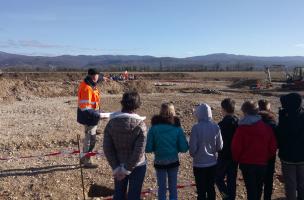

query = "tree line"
[[1, 62, 260, 72]]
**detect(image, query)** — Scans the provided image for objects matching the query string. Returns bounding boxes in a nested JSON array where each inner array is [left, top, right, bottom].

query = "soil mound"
[[0, 77, 155, 102], [0, 77, 78, 101], [229, 79, 261, 88], [99, 81, 124, 94], [124, 80, 154, 93], [99, 80, 154, 94]]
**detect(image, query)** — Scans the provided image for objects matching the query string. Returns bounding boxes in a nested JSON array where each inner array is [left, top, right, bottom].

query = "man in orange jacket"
[[77, 68, 104, 168]]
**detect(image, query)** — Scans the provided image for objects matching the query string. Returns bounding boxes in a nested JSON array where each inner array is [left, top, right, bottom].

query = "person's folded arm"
[[125, 122, 147, 173], [231, 128, 242, 163], [145, 127, 155, 153], [177, 128, 189, 153], [189, 126, 198, 157], [103, 122, 119, 170]]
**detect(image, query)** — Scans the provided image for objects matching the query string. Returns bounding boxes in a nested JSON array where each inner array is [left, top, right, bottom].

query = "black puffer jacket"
[[277, 93, 304, 163], [218, 115, 238, 160]]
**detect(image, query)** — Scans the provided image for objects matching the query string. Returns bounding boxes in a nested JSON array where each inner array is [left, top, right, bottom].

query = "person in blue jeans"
[[113, 164, 146, 200], [215, 98, 239, 200], [146, 102, 189, 200], [103, 92, 147, 200]]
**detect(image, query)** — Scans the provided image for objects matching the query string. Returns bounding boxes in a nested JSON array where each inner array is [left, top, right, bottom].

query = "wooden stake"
[[77, 134, 86, 200]]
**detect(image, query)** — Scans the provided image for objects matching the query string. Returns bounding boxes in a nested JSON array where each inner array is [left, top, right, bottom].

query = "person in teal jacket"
[[146, 102, 189, 200]]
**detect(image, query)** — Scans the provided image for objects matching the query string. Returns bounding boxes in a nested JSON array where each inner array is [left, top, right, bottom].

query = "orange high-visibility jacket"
[[77, 80, 101, 126], [78, 81, 100, 111]]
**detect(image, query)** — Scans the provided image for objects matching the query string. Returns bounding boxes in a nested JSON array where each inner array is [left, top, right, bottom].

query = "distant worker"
[[124, 70, 129, 80], [77, 68, 104, 168]]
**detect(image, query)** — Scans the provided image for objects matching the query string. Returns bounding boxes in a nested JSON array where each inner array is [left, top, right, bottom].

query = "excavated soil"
[[0, 72, 297, 200]]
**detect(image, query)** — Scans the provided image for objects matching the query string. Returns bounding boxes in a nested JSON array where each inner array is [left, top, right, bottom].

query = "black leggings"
[[240, 164, 267, 200], [193, 166, 216, 200]]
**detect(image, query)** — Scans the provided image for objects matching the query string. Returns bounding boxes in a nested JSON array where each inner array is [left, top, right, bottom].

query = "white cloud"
[[2, 13, 59, 22], [0, 39, 141, 56], [186, 51, 195, 55], [0, 39, 68, 49], [295, 43, 304, 48], [20, 52, 60, 57], [0, 39, 105, 51], [20, 40, 69, 48]]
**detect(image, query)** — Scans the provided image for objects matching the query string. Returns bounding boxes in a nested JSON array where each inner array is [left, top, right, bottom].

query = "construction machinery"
[[282, 66, 304, 90], [264, 65, 289, 88], [265, 65, 304, 90]]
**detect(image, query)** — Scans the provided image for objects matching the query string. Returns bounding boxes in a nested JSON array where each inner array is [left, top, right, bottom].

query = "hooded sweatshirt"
[[189, 104, 223, 168], [232, 115, 277, 165], [103, 112, 147, 173]]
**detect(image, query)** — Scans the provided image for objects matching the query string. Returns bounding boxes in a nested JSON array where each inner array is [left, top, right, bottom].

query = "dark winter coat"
[[277, 93, 304, 163], [218, 115, 239, 160]]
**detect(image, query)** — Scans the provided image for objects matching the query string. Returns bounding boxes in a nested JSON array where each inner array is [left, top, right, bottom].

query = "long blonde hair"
[[160, 102, 176, 117]]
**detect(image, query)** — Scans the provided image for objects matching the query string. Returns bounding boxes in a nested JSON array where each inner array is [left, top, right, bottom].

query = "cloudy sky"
[[0, 0, 304, 57]]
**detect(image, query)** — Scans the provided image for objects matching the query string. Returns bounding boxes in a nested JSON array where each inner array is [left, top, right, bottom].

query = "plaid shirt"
[[103, 113, 147, 172]]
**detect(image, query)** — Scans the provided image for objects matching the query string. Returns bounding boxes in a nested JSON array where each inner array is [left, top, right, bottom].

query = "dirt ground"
[[0, 72, 302, 200]]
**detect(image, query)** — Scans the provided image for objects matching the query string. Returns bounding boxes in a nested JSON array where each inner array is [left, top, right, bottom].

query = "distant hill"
[[1, 51, 304, 71]]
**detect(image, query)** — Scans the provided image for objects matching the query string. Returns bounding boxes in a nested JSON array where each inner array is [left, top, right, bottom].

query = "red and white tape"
[[0, 149, 103, 161], [102, 182, 196, 200]]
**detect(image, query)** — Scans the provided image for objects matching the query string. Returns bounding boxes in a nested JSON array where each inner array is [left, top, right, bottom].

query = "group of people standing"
[[107, 71, 137, 81], [77, 69, 304, 200]]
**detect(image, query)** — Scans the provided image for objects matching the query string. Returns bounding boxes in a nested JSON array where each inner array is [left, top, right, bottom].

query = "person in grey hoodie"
[[189, 103, 223, 200]]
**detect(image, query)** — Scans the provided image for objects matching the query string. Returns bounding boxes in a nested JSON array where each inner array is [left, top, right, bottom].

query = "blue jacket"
[[145, 124, 189, 163]]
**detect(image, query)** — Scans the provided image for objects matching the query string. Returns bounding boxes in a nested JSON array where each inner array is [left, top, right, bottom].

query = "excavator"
[[282, 66, 304, 90], [265, 65, 304, 90]]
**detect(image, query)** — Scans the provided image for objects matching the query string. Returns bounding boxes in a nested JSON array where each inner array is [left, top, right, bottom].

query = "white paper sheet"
[[99, 112, 112, 118]]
